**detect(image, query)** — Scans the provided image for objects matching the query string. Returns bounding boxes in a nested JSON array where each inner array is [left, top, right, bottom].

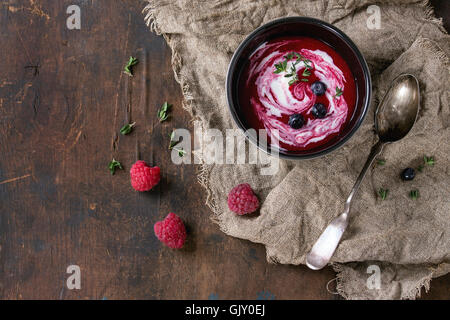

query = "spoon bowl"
[[306, 74, 420, 270], [376, 74, 420, 142]]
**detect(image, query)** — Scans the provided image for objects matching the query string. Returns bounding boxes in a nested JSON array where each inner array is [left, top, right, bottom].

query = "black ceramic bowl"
[[226, 17, 371, 159]]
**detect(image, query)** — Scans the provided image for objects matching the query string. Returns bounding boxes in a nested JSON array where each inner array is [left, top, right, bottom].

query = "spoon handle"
[[344, 140, 384, 213], [306, 141, 384, 270]]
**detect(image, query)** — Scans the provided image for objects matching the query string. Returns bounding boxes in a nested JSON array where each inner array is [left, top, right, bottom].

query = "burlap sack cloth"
[[143, 0, 450, 299]]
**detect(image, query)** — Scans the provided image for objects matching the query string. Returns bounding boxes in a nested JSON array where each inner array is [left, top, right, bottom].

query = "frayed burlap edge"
[[331, 263, 447, 300], [143, 0, 448, 299], [420, 0, 448, 35]]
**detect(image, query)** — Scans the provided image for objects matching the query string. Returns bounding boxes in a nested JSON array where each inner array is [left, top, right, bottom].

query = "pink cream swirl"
[[247, 42, 348, 149]]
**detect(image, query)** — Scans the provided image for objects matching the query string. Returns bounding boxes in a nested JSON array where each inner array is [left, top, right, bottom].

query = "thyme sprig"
[[424, 156, 435, 166], [334, 86, 343, 98], [168, 131, 187, 157], [158, 102, 172, 122], [378, 188, 389, 200], [168, 131, 179, 150], [418, 155, 435, 172], [120, 122, 136, 135], [274, 52, 312, 86], [174, 147, 186, 157], [124, 56, 138, 76], [108, 159, 123, 175], [409, 190, 419, 200]]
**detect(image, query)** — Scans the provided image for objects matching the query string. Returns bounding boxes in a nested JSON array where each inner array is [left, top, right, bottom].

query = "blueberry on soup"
[[310, 81, 327, 96], [288, 114, 305, 129], [311, 103, 327, 119], [401, 168, 415, 181]]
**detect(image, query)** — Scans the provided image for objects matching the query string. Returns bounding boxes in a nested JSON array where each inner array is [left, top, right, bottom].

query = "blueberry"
[[288, 114, 305, 129], [311, 103, 327, 118], [310, 81, 327, 95], [401, 168, 415, 181]]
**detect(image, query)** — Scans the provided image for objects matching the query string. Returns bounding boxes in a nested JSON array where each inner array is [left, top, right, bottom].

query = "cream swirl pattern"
[[247, 40, 349, 149]]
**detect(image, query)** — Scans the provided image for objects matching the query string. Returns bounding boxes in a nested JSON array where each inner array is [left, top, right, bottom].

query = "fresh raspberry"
[[130, 160, 160, 191], [154, 213, 187, 249], [227, 183, 259, 215]]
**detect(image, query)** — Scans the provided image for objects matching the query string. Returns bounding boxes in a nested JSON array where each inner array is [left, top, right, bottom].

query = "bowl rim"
[[225, 16, 372, 160]]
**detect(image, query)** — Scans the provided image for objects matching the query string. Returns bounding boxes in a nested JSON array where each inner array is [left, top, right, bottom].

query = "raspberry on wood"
[[130, 160, 160, 191], [227, 183, 260, 215], [154, 213, 187, 249]]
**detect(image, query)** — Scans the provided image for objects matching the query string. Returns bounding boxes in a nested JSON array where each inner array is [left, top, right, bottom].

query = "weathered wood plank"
[[0, 0, 447, 300]]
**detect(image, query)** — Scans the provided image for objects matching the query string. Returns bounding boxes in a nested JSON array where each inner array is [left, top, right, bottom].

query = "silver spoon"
[[306, 74, 420, 270]]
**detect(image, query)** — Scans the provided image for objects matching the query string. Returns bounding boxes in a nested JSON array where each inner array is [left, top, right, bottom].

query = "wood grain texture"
[[0, 0, 448, 300]]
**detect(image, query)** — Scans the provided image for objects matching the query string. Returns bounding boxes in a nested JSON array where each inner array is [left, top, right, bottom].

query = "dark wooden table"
[[0, 0, 448, 300]]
